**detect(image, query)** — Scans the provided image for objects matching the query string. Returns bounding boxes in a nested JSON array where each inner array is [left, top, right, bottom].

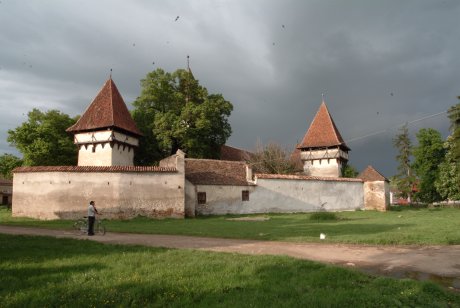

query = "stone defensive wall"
[[12, 164, 185, 220], [193, 174, 365, 216]]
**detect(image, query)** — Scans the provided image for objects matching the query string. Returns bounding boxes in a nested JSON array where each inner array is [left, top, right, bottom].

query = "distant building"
[[220, 144, 252, 161], [358, 166, 390, 211], [0, 177, 13, 206]]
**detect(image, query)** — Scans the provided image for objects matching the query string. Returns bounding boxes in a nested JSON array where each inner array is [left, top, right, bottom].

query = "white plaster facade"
[[13, 151, 186, 220], [75, 130, 138, 166], [187, 175, 364, 216], [188, 184, 256, 216], [363, 180, 390, 211], [300, 148, 348, 177]]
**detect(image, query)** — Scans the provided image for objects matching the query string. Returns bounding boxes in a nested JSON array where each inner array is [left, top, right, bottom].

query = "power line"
[[346, 110, 448, 143]]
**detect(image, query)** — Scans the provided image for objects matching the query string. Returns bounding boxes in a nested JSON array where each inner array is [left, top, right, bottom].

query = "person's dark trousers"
[[88, 216, 95, 235]]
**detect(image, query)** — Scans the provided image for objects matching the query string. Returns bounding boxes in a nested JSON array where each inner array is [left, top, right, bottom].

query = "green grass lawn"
[[2, 206, 460, 245], [1, 234, 459, 307]]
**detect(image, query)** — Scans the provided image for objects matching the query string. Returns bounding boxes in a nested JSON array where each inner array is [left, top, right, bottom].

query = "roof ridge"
[[109, 78, 115, 126], [185, 158, 247, 164], [358, 165, 388, 182]]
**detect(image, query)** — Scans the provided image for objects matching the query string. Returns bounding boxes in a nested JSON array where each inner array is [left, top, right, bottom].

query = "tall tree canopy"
[[392, 124, 415, 201], [132, 68, 233, 165], [447, 97, 460, 160], [7, 109, 78, 166], [0, 153, 23, 179], [412, 128, 445, 203], [435, 136, 460, 200], [341, 163, 359, 178]]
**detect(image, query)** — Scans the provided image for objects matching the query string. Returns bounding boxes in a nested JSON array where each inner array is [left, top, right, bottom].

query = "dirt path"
[[1, 225, 460, 290]]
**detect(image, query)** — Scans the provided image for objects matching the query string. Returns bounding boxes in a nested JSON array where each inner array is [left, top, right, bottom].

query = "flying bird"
[[133, 43, 136, 47], [175, 16, 180, 21], [390, 92, 394, 96], [282, 24, 285, 28]]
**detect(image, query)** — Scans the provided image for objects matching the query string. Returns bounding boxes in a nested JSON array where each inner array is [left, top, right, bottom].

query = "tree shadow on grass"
[[0, 233, 169, 263], [1, 235, 459, 307], [5, 255, 458, 307]]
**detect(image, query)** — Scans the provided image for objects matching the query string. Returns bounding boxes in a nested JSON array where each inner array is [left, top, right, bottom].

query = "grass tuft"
[[309, 212, 339, 221]]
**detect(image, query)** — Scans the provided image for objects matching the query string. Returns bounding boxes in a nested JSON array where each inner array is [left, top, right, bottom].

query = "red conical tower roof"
[[297, 100, 349, 150], [67, 78, 142, 136]]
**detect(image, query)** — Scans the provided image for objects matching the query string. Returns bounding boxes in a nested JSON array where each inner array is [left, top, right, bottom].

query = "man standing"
[[87, 201, 98, 236]]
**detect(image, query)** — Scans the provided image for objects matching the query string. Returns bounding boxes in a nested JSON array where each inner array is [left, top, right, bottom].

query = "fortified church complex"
[[12, 77, 390, 220]]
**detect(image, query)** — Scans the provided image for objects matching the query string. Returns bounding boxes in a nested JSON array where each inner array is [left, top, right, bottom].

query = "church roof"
[[358, 165, 389, 182], [220, 145, 253, 161], [297, 101, 349, 151], [66, 78, 142, 136], [185, 159, 253, 186], [0, 176, 12, 185]]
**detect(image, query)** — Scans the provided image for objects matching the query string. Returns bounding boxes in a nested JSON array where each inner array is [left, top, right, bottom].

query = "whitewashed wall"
[[12, 151, 186, 220], [363, 180, 390, 211], [12, 171, 184, 220], [190, 184, 256, 216], [191, 176, 364, 215], [75, 131, 138, 166]]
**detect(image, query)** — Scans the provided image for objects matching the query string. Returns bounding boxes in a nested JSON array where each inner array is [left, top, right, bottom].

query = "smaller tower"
[[297, 100, 350, 177], [66, 78, 142, 166]]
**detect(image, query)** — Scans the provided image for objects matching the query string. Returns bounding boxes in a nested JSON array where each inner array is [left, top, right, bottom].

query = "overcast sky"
[[1, 0, 459, 176]]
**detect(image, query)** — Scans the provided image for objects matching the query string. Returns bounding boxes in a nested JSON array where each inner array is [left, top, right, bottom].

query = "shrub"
[[309, 212, 338, 221]]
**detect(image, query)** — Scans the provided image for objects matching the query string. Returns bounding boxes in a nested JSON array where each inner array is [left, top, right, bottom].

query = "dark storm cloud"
[[0, 0, 459, 176]]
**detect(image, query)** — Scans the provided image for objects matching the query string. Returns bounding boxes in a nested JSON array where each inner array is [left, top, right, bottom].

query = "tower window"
[[92, 145, 96, 153]]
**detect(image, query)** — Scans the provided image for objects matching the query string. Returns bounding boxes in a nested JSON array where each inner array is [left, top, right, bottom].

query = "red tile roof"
[[13, 166, 176, 173], [0, 177, 12, 185], [256, 173, 363, 182], [358, 165, 389, 182], [185, 159, 253, 186], [298, 101, 349, 151], [67, 78, 142, 136], [220, 145, 253, 161]]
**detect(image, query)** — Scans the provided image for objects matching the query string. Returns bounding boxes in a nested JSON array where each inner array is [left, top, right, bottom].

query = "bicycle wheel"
[[73, 220, 87, 235], [96, 222, 106, 235]]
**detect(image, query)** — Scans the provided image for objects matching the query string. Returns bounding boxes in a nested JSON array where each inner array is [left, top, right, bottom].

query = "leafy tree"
[[249, 142, 298, 174], [7, 109, 78, 166], [341, 163, 359, 178], [434, 98, 460, 201], [447, 97, 460, 160], [412, 128, 445, 203], [435, 136, 460, 200], [392, 124, 416, 201], [0, 153, 23, 179], [132, 68, 233, 164]]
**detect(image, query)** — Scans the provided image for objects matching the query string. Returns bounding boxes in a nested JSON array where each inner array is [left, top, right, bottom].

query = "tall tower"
[[66, 78, 142, 166], [297, 100, 350, 177]]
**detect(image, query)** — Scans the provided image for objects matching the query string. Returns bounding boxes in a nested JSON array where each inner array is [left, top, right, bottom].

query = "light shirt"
[[88, 204, 96, 217]]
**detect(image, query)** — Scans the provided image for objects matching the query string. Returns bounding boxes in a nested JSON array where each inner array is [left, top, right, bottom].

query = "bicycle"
[[73, 216, 106, 235]]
